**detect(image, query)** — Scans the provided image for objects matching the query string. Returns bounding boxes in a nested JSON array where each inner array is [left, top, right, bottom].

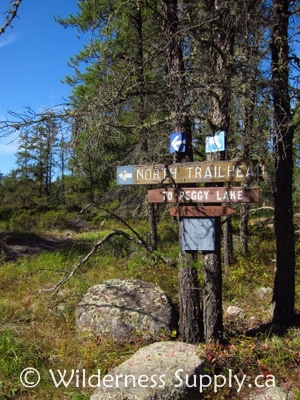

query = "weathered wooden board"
[[170, 205, 236, 218], [148, 186, 260, 203], [117, 160, 266, 185]]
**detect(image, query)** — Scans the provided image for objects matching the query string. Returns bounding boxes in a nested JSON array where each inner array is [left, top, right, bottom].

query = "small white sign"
[[205, 131, 225, 153], [182, 218, 215, 251]]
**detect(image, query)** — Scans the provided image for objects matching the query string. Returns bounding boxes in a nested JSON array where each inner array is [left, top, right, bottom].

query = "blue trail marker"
[[116, 165, 135, 185], [170, 132, 186, 153]]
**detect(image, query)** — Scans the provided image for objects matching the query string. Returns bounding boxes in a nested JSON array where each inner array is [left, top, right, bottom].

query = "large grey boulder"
[[76, 279, 176, 340], [90, 341, 205, 400]]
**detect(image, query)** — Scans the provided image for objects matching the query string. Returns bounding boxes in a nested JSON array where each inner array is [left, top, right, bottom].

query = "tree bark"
[[271, 0, 296, 324], [134, 0, 158, 250], [178, 260, 203, 343], [240, 204, 250, 255], [208, 1, 234, 270], [161, 0, 202, 343], [223, 215, 233, 268], [201, 1, 235, 341], [203, 152, 223, 342], [148, 202, 158, 250], [202, 217, 223, 341]]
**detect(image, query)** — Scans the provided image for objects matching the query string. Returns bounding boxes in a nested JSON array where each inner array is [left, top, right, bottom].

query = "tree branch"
[[249, 206, 274, 213], [41, 228, 175, 298], [80, 203, 152, 250], [0, 105, 71, 137], [0, 0, 23, 35], [41, 230, 117, 297]]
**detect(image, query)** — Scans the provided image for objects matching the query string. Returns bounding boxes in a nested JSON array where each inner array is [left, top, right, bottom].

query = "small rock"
[[255, 287, 273, 299], [246, 386, 289, 400], [226, 306, 245, 318]]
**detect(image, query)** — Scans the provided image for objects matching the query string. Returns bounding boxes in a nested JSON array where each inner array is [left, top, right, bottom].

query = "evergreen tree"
[[16, 120, 60, 200], [54, 0, 299, 332], [57, 0, 169, 202]]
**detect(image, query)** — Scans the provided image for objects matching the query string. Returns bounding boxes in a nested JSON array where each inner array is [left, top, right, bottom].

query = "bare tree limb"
[[41, 230, 117, 297], [249, 206, 275, 213], [0, 105, 72, 137], [0, 0, 23, 35], [80, 203, 152, 251], [41, 228, 175, 298]]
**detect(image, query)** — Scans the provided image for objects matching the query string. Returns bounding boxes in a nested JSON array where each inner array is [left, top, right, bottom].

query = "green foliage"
[[0, 218, 299, 399], [0, 221, 176, 398], [1, 0, 299, 214], [198, 329, 300, 399], [8, 209, 39, 231], [3, 209, 82, 232], [0, 0, 299, 397]]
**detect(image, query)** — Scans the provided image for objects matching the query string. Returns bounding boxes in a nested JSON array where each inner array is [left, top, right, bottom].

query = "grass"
[[0, 215, 299, 399]]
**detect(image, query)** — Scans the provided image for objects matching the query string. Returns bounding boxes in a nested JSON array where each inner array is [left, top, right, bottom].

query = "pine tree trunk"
[[202, 217, 223, 341], [178, 259, 203, 343], [203, 153, 223, 342], [135, 0, 158, 251], [148, 202, 157, 250], [203, 0, 234, 334], [223, 216, 233, 268], [271, 0, 295, 324], [161, 0, 202, 343], [240, 204, 249, 255]]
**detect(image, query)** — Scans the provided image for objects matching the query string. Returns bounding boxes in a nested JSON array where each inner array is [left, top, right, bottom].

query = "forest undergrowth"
[[0, 211, 299, 400]]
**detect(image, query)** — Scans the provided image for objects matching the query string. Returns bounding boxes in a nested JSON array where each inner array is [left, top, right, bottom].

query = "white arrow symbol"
[[119, 170, 133, 182], [171, 134, 184, 152]]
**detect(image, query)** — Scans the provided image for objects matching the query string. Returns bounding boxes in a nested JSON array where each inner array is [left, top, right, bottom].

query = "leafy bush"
[[8, 210, 39, 232]]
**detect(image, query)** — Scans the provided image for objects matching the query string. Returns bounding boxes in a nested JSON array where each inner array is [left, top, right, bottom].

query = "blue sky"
[[0, 0, 87, 175]]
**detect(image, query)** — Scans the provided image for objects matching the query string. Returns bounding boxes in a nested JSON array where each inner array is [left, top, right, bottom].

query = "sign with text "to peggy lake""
[[117, 160, 265, 185], [148, 187, 260, 203]]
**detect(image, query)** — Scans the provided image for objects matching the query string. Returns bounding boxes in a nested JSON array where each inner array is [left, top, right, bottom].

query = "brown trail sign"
[[148, 186, 260, 203], [117, 160, 266, 185]]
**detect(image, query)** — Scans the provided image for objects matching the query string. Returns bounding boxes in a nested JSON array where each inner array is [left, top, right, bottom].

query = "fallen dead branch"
[[249, 206, 274, 213], [41, 229, 174, 298]]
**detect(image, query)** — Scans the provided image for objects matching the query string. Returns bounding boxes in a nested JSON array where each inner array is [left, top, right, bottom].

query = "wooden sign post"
[[117, 159, 264, 342]]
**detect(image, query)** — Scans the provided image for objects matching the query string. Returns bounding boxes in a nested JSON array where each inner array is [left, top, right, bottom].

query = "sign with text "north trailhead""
[[117, 160, 265, 185]]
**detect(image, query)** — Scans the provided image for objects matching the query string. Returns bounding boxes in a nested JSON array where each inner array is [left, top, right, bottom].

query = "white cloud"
[[0, 33, 17, 48], [0, 135, 20, 155]]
